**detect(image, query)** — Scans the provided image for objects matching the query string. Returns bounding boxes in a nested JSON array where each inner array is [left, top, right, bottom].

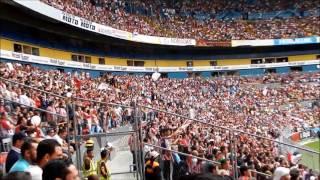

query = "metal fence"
[[1, 77, 319, 180], [281, 130, 320, 172], [137, 103, 320, 178], [0, 77, 142, 180]]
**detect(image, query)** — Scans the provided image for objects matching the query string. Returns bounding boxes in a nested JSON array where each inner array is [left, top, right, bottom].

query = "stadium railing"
[[0, 77, 142, 180], [1, 76, 319, 179]]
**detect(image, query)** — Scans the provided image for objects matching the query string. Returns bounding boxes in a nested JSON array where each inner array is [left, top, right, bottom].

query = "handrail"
[[75, 131, 135, 138], [139, 104, 320, 154], [0, 77, 131, 108], [144, 143, 272, 177], [1, 75, 319, 177], [143, 143, 221, 165], [0, 97, 67, 118], [0, 97, 75, 157], [1, 77, 318, 154]]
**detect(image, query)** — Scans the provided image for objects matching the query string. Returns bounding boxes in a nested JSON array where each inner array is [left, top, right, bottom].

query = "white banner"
[[231, 39, 274, 47], [1, 49, 320, 73]]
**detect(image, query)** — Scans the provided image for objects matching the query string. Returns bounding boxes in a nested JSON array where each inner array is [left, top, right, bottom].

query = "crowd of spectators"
[[41, 0, 320, 41], [0, 61, 319, 179]]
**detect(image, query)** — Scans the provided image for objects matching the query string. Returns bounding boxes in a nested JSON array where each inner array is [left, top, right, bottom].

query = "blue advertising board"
[[274, 36, 319, 45]]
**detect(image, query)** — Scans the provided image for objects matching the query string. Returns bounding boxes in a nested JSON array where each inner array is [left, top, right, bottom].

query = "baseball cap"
[[85, 139, 94, 148], [273, 167, 290, 180]]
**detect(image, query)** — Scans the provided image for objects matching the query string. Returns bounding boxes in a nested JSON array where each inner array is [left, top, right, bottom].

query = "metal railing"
[[0, 97, 74, 155], [1, 77, 319, 180], [0, 77, 141, 180], [139, 104, 319, 154], [144, 143, 273, 178]]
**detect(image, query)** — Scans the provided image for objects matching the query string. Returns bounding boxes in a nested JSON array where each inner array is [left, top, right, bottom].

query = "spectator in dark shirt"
[[5, 132, 27, 173], [2, 171, 32, 180], [179, 173, 233, 180]]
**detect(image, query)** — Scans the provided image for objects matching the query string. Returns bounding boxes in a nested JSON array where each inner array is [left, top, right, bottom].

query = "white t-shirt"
[[19, 94, 31, 106], [54, 134, 64, 145], [114, 107, 122, 118], [25, 165, 42, 180], [4, 89, 12, 101]]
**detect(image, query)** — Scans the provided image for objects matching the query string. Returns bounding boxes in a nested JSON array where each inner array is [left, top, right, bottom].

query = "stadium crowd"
[[41, 0, 320, 41], [0, 62, 319, 180]]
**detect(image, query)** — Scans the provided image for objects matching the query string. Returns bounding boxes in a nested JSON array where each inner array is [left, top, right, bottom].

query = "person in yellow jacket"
[[145, 151, 161, 180], [83, 139, 95, 162], [97, 148, 111, 180], [83, 148, 97, 178]]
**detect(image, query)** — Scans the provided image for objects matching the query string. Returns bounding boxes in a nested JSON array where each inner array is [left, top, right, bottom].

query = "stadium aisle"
[[72, 125, 136, 179]]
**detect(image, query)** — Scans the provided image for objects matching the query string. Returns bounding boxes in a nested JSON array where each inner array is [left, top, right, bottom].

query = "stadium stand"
[[41, 0, 320, 41], [0, 62, 319, 179], [1, 0, 320, 180]]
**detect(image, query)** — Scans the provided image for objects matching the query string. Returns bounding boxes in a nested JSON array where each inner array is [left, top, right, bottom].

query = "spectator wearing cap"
[[5, 132, 26, 173], [9, 138, 38, 172], [145, 150, 161, 180], [83, 139, 94, 162]]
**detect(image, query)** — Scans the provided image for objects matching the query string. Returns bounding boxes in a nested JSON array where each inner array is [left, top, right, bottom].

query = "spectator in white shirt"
[[25, 139, 63, 180], [19, 91, 31, 107]]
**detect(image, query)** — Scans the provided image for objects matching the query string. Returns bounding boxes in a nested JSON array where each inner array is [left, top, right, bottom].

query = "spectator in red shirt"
[[0, 112, 14, 137], [239, 165, 251, 180]]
